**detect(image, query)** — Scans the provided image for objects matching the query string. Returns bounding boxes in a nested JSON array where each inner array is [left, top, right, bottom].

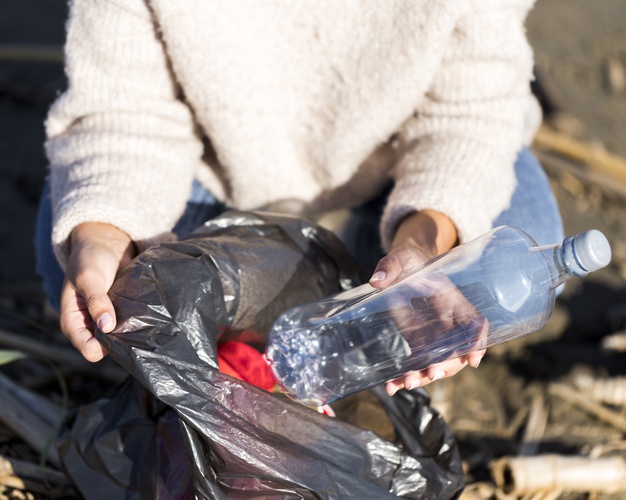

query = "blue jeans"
[[35, 148, 563, 310], [493, 148, 563, 245]]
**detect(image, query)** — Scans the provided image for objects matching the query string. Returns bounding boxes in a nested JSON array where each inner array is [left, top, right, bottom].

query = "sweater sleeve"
[[45, 0, 204, 270], [380, 0, 539, 249]]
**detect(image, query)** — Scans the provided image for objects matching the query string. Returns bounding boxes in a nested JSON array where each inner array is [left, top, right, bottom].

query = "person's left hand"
[[370, 210, 486, 395]]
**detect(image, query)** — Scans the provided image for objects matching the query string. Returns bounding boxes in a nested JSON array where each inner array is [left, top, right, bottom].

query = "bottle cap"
[[572, 229, 611, 273]]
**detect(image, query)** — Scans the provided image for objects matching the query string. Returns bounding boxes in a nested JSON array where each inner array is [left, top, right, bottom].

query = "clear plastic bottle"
[[265, 226, 611, 406]]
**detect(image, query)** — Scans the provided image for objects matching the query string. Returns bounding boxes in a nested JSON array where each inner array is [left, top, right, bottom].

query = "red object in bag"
[[217, 340, 276, 392]]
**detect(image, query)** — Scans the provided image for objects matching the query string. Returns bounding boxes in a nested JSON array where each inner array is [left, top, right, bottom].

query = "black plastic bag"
[[58, 211, 464, 499]]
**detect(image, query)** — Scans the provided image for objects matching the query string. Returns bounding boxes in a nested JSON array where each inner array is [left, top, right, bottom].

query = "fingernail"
[[370, 271, 387, 283], [431, 370, 445, 381], [475, 352, 486, 368], [407, 380, 420, 390], [387, 384, 401, 396], [97, 313, 113, 332]]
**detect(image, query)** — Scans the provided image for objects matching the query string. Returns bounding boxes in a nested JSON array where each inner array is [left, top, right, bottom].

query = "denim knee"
[[34, 181, 64, 312], [493, 148, 564, 246]]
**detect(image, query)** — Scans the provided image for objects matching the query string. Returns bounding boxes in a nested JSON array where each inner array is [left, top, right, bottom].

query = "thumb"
[[369, 253, 403, 288], [75, 273, 117, 333], [89, 294, 116, 334]]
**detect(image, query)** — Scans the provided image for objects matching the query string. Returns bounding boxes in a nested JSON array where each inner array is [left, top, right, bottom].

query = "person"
[[36, 0, 563, 397]]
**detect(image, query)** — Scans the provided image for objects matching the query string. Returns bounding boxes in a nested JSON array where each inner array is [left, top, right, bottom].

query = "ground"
[[0, 1, 625, 498]]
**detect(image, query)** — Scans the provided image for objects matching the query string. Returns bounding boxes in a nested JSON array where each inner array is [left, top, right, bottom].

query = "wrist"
[[70, 222, 136, 262], [390, 210, 457, 258]]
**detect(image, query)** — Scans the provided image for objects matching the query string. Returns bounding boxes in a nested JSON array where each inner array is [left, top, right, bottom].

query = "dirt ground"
[[1, 1, 626, 498]]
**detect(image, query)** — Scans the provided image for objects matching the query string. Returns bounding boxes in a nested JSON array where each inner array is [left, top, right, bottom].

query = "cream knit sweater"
[[46, 0, 540, 269]]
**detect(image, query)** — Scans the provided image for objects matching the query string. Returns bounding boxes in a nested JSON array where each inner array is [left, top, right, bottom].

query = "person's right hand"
[[370, 209, 486, 395], [60, 222, 136, 362]]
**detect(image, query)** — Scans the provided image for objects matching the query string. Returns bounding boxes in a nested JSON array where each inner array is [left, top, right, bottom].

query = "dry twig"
[[601, 331, 626, 352], [573, 373, 626, 407], [518, 390, 548, 456], [0, 373, 62, 468], [0, 327, 126, 384], [549, 382, 626, 434], [0, 454, 70, 495], [534, 124, 626, 185], [491, 454, 626, 495]]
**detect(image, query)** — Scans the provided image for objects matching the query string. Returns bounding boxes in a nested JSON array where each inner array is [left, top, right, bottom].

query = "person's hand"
[[370, 210, 486, 395], [60, 222, 136, 362]]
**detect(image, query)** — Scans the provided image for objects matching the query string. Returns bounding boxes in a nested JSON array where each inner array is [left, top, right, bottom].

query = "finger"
[[386, 369, 429, 395], [59, 282, 107, 362], [458, 316, 488, 368], [385, 378, 405, 396], [66, 319, 107, 362], [424, 358, 468, 382], [402, 370, 430, 390], [467, 349, 486, 368]]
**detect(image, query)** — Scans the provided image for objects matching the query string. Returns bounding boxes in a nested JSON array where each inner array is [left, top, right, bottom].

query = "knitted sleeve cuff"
[[380, 136, 517, 250]]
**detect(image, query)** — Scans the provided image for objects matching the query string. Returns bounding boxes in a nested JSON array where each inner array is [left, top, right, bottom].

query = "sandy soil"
[[1, 1, 625, 498], [527, 0, 626, 158]]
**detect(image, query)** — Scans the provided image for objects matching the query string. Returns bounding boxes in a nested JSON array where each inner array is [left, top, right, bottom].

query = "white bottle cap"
[[572, 229, 611, 273]]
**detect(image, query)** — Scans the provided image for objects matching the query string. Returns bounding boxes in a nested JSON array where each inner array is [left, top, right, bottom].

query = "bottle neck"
[[534, 238, 589, 290]]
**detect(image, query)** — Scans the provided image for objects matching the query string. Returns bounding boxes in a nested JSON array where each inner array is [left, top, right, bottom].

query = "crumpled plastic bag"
[[57, 210, 464, 499]]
